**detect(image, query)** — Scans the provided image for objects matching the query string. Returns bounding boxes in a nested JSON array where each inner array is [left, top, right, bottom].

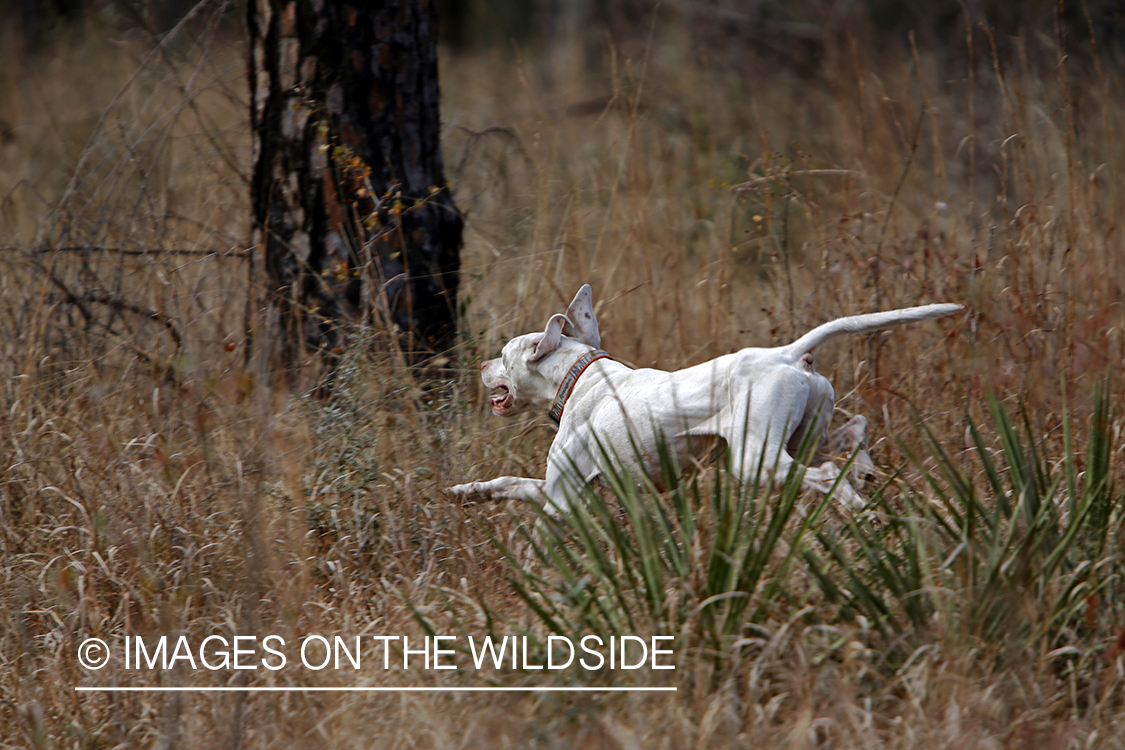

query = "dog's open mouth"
[[490, 385, 513, 415]]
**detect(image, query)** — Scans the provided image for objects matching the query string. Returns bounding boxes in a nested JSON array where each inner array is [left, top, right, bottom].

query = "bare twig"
[[731, 169, 862, 192], [49, 0, 218, 222], [47, 275, 184, 350]]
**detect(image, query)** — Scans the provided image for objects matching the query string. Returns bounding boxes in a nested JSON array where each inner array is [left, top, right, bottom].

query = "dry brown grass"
[[1, 6, 1124, 748]]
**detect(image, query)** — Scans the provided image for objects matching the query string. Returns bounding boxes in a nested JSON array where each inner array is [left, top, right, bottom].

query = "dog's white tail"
[[780, 303, 962, 359]]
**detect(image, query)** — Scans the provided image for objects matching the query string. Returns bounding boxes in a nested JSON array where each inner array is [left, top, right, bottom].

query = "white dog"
[[451, 285, 960, 514]]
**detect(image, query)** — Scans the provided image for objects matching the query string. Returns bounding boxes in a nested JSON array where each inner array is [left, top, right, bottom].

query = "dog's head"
[[481, 284, 601, 417]]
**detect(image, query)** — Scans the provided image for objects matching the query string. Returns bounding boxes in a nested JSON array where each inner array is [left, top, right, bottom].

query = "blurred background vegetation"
[[7, 0, 1125, 59], [3, 1, 1125, 747]]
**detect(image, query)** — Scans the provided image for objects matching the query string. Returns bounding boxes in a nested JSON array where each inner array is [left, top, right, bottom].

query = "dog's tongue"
[[490, 386, 511, 412]]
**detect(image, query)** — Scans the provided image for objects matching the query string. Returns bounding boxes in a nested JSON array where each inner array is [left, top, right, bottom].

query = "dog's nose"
[[480, 362, 487, 371]]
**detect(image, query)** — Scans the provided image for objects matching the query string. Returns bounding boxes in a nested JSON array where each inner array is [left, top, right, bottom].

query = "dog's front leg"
[[449, 476, 546, 502]]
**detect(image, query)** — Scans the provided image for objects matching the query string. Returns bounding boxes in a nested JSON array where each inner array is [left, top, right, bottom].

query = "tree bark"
[[249, 0, 462, 369]]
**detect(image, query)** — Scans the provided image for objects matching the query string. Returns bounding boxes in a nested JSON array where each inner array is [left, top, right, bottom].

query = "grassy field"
[[1, 4, 1124, 748]]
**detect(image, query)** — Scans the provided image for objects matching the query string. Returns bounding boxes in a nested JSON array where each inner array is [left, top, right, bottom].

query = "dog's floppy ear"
[[529, 313, 569, 361], [562, 284, 600, 348]]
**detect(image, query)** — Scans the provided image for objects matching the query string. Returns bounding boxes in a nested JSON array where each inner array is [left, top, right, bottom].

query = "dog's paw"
[[447, 476, 545, 503], [448, 482, 489, 500], [854, 507, 883, 530]]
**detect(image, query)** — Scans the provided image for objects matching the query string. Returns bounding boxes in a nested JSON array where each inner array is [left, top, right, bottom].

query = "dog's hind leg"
[[821, 414, 875, 486], [785, 369, 835, 460], [726, 367, 865, 510], [722, 367, 810, 489]]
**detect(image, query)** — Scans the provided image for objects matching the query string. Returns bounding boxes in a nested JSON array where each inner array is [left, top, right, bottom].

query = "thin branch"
[[48, 275, 184, 350], [731, 169, 863, 192]]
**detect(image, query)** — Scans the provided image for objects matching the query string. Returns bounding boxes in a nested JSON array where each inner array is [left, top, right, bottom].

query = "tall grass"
[[807, 385, 1122, 652], [1, 2, 1125, 747], [485, 432, 835, 657]]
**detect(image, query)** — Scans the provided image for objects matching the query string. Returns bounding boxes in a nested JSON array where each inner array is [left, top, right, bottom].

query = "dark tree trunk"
[[249, 0, 462, 369]]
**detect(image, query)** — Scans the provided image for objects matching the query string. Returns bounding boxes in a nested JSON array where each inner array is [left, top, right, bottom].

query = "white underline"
[[75, 686, 676, 693]]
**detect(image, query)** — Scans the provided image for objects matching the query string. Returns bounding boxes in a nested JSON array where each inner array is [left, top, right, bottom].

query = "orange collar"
[[547, 349, 611, 424]]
